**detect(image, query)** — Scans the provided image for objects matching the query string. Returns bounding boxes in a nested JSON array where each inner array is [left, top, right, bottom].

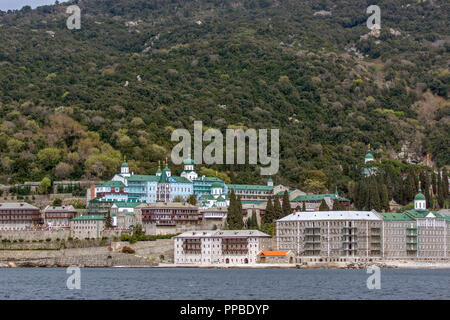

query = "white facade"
[[174, 230, 271, 265]]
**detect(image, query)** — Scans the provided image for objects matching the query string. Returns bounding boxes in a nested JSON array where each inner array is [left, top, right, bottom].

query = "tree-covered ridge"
[[0, 0, 448, 198]]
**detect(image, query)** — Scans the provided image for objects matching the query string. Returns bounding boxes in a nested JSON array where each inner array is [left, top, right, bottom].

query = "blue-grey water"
[[0, 268, 448, 299]]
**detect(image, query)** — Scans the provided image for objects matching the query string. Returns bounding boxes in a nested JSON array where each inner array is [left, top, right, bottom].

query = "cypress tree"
[[432, 172, 437, 196], [236, 196, 243, 229], [273, 196, 283, 220], [281, 190, 291, 217], [250, 211, 258, 229], [302, 201, 306, 212], [262, 198, 274, 224], [319, 199, 329, 211], [437, 171, 445, 209], [105, 213, 112, 228], [332, 199, 340, 210], [443, 169, 449, 199], [381, 184, 389, 212], [227, 190, 243, 229]]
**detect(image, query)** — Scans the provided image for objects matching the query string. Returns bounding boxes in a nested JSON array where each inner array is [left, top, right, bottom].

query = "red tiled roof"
[[257, 250, 289, 256]]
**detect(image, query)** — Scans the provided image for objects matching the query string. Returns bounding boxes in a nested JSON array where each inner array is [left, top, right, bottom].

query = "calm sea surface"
[[0, 268, 448, 300]]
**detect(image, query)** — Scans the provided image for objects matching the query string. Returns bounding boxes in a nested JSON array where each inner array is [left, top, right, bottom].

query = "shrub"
[[45, 238, 51, 242], [121, 246, 135, 254], [18, 239, 24, 242]]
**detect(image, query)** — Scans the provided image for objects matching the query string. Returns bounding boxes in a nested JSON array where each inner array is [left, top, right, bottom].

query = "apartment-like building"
[[0, 202, 42, 230], [174, 230, 271, 265], [69, 215, 105, 239], [276, 186, 450, 261], [290, 189, 351, 212], [226, 178, 274, 201], [44, 205, 78, 229], [276, 210, 382, 261], [137, 202, 202, 235]]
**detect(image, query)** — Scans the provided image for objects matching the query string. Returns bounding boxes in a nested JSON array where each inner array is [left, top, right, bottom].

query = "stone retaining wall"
[[0, 239, 174, 267]]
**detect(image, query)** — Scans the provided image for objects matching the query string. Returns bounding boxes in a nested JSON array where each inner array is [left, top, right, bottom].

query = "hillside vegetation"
[[0, 0, 448, 203]]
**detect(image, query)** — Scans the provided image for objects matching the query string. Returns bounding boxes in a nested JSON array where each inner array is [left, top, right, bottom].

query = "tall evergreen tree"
[[249, 210, 258, 229], [437, 171, 445, 209], [226, 189, 243, 229], [368, 177, 381, 211], [332, 199, 340, 210], [302, 201, 306, 212], [432, 172, 438, 196], [319, 199, 329, 211], [262, 198, 274, 224], [380, 184, 389, 212], [281, 190, 291, 217], [443, 169, 449, 199], [273, 196, 283, 220], [105, 213, 112, 228]]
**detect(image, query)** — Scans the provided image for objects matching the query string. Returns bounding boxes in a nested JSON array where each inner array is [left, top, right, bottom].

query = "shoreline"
[[3, 261, 450, 269]]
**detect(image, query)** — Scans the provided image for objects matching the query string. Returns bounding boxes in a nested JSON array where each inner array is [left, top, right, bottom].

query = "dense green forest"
[[0, 0, 448, 205]]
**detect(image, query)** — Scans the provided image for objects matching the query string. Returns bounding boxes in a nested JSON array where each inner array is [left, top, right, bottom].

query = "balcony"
[[304, 228, 321, 235], [222, 248, 248, 254], [406, 233, 419, 237], [304, 244, 321, 250], [304, 235, 321, 243], [156, 220, 176, 226]]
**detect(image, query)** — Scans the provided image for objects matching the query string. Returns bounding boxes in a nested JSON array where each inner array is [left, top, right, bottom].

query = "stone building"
[[276, 186, 450, 261], [401, 184, 449, 259], [226, 181, 274, 201], [0, 202, 42, 230], [257, 250, 296, 264], [174, 230, 271, 265], [110, 201, 141, 229], [200, 207, 227, 229], [378, 212, 417, 258], [137, 202, 202, 235], [44, 205, 78, 229], [276, 210, 383, 262], [69, 215, 105, 239], [290, 189, 351, 212]]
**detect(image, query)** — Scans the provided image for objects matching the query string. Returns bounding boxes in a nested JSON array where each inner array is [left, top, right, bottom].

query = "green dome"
[[414, 192, 426, 201], [183, 158, 194, 165], [211, 182, 222, 188], [121, 162, 129, 167], [365, 152, 374, 159]]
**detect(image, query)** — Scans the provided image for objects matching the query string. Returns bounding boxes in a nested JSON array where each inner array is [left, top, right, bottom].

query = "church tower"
[[414, 181, 427, 211], [365, 144, 374, 164], [120, 157, 130, 177], [180, 157, 198, 181]]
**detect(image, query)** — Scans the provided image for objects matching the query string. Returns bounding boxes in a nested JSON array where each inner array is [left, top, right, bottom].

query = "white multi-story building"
[[276, 187, 450, 261], [0, 202, 42, 230], [44, 205, 77, 229], [277, 211, 383, 261], [174, 230, 271, 265]]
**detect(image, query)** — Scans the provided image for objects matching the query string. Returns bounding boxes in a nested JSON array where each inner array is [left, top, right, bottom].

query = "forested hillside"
[[0, 0, 448, 204]]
